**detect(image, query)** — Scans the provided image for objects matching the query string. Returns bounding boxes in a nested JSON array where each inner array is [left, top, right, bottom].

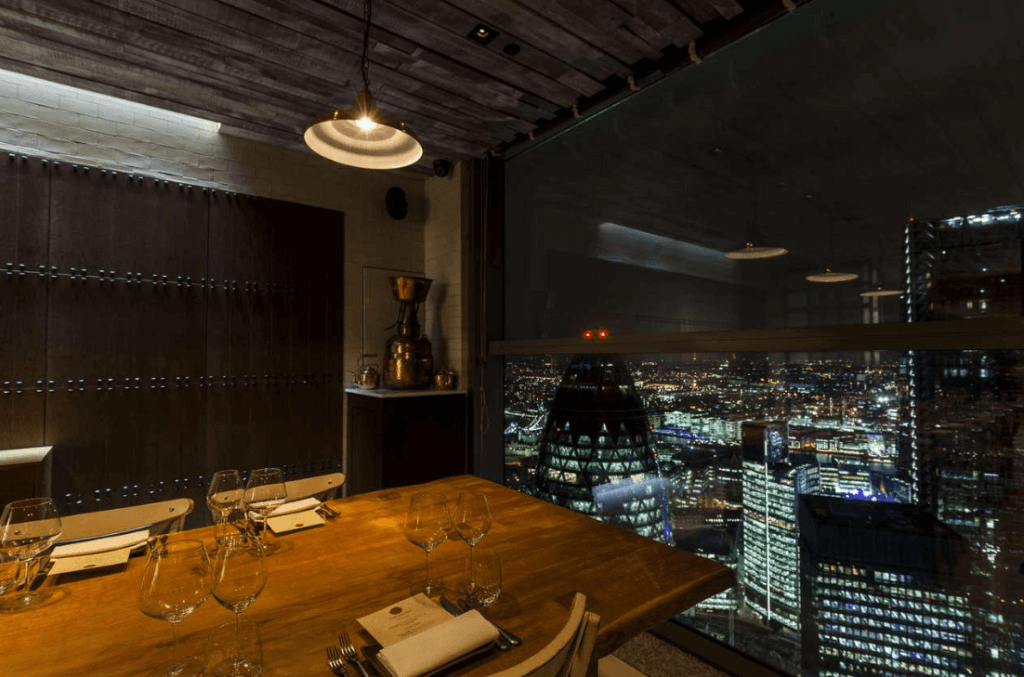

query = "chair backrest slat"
[[58, 498, 194, 543], [489, 592, 598, 677], [283, 473, 346, 502]]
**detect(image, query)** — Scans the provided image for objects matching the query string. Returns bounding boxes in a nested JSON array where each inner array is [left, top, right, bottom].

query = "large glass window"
[[495, 0, 1024, 674]]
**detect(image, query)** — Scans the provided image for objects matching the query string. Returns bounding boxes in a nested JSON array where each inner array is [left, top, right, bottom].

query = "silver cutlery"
[[457, 597, 522, 647], [439, 596, 512, 650], [326, 645, 349, 676], [338, 630, 374, 677], [316, 503, 338, 521]]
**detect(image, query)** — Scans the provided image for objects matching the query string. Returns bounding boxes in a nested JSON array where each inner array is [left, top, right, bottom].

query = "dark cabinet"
[[346, 390, 469, 495]]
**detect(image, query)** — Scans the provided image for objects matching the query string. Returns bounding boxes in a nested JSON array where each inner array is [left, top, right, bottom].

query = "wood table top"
[[2, 475, 734, 677]]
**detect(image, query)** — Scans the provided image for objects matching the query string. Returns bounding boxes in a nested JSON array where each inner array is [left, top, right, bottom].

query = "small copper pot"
[[433, 369, 457, 390]]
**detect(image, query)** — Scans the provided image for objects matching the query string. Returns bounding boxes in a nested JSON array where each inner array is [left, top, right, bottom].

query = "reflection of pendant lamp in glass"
[[860, 236, 903, 297], [303, 0, 423, 169], [725, 178, 787, 260], [806, 206, 858, 283]]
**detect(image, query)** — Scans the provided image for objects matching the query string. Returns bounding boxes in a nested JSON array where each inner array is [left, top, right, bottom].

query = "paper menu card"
[[48, 546, 133, 576], [358, 594, 455, 647], [266, 509, 325, 534]]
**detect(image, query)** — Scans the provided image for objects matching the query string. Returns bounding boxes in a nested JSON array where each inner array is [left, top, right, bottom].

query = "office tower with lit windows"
[[535, 353, 671, 542], [903, 206, 1024, 674], [799, 494, 973, 677], [741, 421, 818, 634]]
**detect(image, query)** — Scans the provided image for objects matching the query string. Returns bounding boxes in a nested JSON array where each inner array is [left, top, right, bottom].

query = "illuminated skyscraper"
[[741, 421, 818, 634], [535, 353, 671, 542], [799, 494, 973, 677]]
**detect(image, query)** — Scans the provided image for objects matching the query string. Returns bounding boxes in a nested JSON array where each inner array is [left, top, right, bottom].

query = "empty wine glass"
[[452, 493, 491, 592], [211, 534, 267, 677], [404, 493, 451, 596], [137, 539, 212, 677], [243, 468, 287, 555], [0, 497, 63, 610], [208, 470, 244, 546]]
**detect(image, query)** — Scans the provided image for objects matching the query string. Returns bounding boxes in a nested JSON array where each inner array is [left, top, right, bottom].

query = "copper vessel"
[[383, 276, 433, 389]]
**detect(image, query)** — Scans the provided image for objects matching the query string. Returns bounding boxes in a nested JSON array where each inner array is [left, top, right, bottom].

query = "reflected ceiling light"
[[724, 242, 789, 260], [860, 285, 903, 297], [806, 269, 859, 283], [303, 0, 422, 170], [724, 179, 788, 261]]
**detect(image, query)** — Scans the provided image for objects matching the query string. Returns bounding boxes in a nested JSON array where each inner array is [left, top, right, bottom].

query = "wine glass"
[[0, 497, 63, 610], [208, 470, 244, 547], [211, 534, 267, 677], [243, 468, 287, 555], [452, 493, 491, 592], [404, 493, 451, 596], [137, 539, 212, 677]]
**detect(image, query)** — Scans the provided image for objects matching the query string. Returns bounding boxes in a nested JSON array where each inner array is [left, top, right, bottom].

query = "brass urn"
[[383, 276, 433, 389]]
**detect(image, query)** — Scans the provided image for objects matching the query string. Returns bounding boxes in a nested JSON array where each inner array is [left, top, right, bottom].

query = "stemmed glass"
[[207, 470, 244, 547], [211, 534, 267, 677], [452, 493, 491, 593], [0, 497, 63, 610], [404, 493, 451, 596], [243, 468, 287, 555], [137, 539, 212, 677]]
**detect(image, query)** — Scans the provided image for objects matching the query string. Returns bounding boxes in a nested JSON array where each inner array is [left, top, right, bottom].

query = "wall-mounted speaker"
[[433, 159, 453, 178]]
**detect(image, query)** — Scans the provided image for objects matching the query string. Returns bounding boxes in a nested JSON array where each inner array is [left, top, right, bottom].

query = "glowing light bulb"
[[356, 117, 377, 131]]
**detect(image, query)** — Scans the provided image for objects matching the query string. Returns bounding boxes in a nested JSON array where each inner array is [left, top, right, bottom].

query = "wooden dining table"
[[2, 475, 734, 677]]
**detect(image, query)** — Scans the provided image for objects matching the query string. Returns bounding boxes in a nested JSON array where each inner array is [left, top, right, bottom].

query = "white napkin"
[[51, 529, 148, 558], [248, 497, 320, 522], [377, 610, 500, 677]]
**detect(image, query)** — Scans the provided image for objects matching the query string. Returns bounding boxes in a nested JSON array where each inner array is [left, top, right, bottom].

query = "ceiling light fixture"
[[303, 0, 422, 170], [468, 24, 499, 45], [806, 205, 858, 283], [860, 285, 903, 297], [724, 177, 788, 260]]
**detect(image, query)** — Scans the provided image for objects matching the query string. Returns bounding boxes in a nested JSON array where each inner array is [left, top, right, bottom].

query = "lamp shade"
[[304, 90, 423, 170], [724, 243, 788, 260], [806, 269, 859, 283], [860, 285, 903, 297]]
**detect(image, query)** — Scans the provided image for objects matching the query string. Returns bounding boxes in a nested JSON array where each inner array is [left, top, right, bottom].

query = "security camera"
[[433, 159, 453, 177]]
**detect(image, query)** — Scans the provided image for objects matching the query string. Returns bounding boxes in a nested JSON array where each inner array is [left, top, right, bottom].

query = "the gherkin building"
[[535, 353, 671, 543]]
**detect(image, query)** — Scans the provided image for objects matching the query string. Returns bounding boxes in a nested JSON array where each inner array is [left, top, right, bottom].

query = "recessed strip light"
[[724, 243, 788, 260], [806, 269, 859, 283]]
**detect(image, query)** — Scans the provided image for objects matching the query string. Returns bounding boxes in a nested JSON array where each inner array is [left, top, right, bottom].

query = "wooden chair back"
[[284, 472, 346, 501], [58, 498, 193, 543], [489, 592, 600, 677]]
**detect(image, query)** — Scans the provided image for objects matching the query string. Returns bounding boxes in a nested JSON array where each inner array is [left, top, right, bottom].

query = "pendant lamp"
[[859, 237, 902, 297], [725, 178, 788, 260], [806, 207, 858, 283], [304, 0, 423, 169]]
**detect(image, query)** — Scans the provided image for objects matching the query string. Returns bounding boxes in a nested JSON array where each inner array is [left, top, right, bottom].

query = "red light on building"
[[583, 330, 593, 340], [597, 329, 608, 339]]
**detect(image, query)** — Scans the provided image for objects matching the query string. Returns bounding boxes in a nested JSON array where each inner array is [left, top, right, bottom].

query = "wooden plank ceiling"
[[0, 0, 810, 173]]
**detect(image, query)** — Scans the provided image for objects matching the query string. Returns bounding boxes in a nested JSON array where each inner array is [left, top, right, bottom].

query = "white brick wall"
[[0, 69, 466, 479]]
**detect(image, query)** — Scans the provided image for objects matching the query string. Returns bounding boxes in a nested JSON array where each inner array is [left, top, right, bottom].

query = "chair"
[[490, 592, 600, 677], [57, 498, 194, 544], [283, 472, 346, 502]]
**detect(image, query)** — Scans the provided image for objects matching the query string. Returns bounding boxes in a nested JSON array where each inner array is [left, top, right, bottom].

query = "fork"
[[338, 630, 374, 677], [326, 644, 349, 676]]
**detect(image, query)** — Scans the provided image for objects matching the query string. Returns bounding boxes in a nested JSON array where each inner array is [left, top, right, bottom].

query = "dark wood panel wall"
[[0, 154, 344, 518]]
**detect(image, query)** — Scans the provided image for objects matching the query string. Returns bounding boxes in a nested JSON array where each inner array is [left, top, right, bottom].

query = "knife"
[[439, 596, 513, 651], [456, 597, 522, 647]]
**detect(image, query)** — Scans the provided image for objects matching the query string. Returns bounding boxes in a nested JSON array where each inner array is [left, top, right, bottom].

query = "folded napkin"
[[248, 497, 320, 521], [51, 529, 149, 558], [377, 611, 500, 677]]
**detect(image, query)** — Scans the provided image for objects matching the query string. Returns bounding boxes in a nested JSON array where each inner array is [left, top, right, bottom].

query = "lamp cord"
[[362, 0, 372, 90]]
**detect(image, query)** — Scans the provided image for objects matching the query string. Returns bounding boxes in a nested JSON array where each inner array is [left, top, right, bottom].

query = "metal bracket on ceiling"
[[627, 74, 640, 92], [572, 103, 581, 119], [689, 41, 702, 65], [783, 0, 797, 11]]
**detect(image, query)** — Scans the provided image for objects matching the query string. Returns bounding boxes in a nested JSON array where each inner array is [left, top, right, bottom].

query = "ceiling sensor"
[[468, 24, 499, 45]]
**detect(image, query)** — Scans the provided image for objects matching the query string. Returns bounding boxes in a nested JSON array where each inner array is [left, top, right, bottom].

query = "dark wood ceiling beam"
[[631, 0, 706, 46], [499, 0, 811, 156], [438, 0, 625, 83], [543, 0, 665, 62]]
